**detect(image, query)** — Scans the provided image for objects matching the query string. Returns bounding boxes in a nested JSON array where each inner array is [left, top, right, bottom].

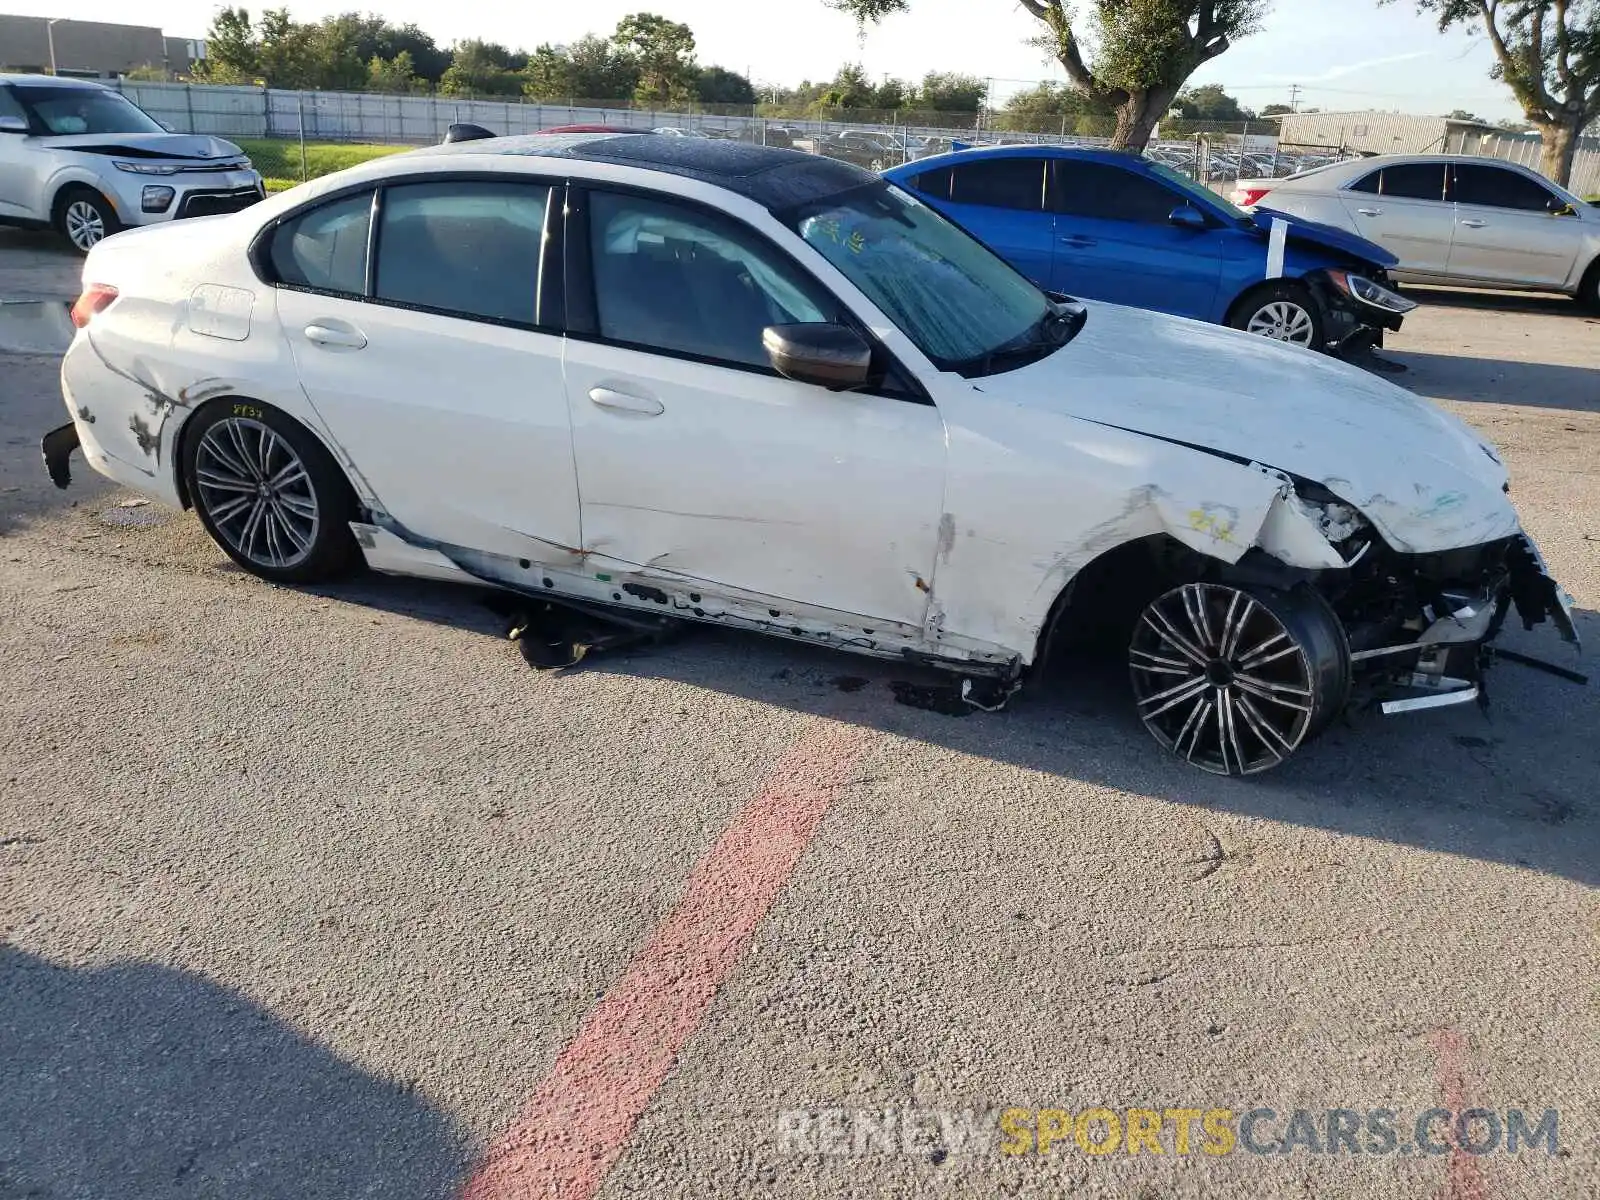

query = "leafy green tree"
[[613, 13, 698, 103], [440, 40, 524, 96], [825, 0, 909, 51], [255, 8, 317, 89], [193, 7, 259, 83], [1176, 82, 1254, 121], [367, 51, 422, 93], [1388, 0, 1600, 187], [1260, 102, 1294, 116], [998, 82, 1116, 134], [917, 72, 987, 116], [695, 66, 757, 105], [819, 63, 878, 108], [829, 0, 1268, 151]]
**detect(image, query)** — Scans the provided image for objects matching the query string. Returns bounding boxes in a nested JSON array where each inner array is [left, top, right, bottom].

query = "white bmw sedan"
[[43, 133, 1577, 774]]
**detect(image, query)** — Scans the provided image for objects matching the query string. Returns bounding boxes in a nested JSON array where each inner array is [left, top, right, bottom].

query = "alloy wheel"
[[193, 417, 320, 570], [63, 200, 107, 251], [1129, 582, 1344, 775], [1245, 300, 1315, 346]]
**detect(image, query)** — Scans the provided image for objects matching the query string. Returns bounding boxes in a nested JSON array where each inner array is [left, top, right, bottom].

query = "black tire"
[[1128, 581, 1350, 776], [1577, 258, 1600, 312], [181, 400, 360, 584], [53, 186, 121, 254], [1227, 280, 1324, 350]]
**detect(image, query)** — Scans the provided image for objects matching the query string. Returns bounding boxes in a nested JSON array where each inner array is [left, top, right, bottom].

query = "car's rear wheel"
[[1578, 258, 1600, 312], [1129, 582, 1349, 775], [1230, 281, 1323, 349], [54, 187, 120, 254], [182, 401, 360, 584]]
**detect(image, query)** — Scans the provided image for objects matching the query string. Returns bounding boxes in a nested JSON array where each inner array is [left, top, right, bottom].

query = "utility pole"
[[46, 19, 62, 75], [1288, 83, 1303, 113]]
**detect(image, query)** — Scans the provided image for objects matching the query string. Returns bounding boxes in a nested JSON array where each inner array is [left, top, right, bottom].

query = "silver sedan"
[[1232, 154, 1600, 306]]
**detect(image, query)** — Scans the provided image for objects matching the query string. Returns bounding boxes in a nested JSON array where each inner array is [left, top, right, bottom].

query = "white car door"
[[1339, 161, 1454, 276], [561, 187, 947, 628], [270, 179, 583, 565], [0, 86, 39, 219], [1447, 162, 1585, 288]]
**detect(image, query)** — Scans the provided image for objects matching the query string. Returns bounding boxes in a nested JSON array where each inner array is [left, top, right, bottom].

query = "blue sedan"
[[883, 146, 1415, 353]]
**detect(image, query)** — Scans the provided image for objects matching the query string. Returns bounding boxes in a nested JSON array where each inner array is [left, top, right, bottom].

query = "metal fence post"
[[297, 92, 308, 182], [184, 83, 195, 134]]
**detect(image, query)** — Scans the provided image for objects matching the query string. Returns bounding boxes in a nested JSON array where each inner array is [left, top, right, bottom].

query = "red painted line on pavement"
[[462, 722, 875, 1200], [1432, 1026, 1490, 1200]]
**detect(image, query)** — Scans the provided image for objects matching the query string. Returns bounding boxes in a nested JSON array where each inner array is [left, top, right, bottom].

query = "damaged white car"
[[42, 133, 1578, 774]]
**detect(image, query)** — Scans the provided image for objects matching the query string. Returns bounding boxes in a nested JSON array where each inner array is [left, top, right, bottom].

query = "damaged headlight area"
[[1322, 269, 1418, 317]]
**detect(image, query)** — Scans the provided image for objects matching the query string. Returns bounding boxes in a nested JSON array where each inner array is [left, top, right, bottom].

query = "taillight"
[[1235, 187, 1272, 207], [69, 283, 119, 329]]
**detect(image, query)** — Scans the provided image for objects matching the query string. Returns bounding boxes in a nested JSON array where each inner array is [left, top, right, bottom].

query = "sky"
[[6, 0, 1526, 121]]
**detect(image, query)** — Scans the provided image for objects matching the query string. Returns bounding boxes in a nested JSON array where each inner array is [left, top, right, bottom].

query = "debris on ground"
[[484, 594, 682, 671]]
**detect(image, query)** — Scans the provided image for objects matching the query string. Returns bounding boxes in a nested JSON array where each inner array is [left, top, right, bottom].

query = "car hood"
[[973, 303, 1519, 554], [1250, 205, 1398, 269], [38, 133, 245, 161]]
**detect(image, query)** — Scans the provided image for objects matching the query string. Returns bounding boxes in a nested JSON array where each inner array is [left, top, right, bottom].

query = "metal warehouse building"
[[0, 14, 203, 78], [1272, 110, 1504, 155]]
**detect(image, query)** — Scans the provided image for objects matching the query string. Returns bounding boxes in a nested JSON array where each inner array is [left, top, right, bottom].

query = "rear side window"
[[1053, 161, 1179, 223], [374, 181, 550, 326], [1350, 163, 1447, 201], [268, 190, 372, 295], [909, 167, 952, 200], [948, 158, 1048, 211], [1452, 164, 1555, 211]]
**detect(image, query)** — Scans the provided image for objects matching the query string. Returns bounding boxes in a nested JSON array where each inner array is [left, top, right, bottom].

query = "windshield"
[[786, 182, 1057, 375], [15, 85, 164, 136], [1144, 160, 1251, 221]]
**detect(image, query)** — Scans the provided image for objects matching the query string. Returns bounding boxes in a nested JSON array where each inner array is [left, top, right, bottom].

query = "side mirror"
[[1169, 204, 1207, 230], [0, 115, 27, 134], [1546, 196, 1575, 216], [763, 323, 872, 390]]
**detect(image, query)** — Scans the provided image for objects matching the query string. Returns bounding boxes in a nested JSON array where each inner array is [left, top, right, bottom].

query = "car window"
[[909, 167, 952, 201], [948, 158, 1047, 211], [374, 180, 549, 325], [1053, 160, 1179, 223], [268, 190, 373, 295], [1350, 163, 1447, 201], [1452, 163, 1556, 211], [588, 190, 831, 369], [12, 84, 164, 135], [0, 88, 26, 123]]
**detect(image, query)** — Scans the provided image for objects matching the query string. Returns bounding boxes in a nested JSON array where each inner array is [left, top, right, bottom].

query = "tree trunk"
[[1534, 113, 1582, 190], [1110, 86, 1179, 153]]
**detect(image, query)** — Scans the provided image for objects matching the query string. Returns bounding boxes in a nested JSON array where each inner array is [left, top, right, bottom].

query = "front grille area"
[[176, 187, 264, 219]]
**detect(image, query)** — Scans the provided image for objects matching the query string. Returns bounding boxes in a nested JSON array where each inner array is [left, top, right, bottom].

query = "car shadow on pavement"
[[0, 946, 469, 1198], [321, 573, 1600, 890], [1387, 349, 1600, 411]]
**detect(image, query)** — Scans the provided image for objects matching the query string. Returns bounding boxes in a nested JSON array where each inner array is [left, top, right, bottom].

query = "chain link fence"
[[113, 80, 1597, 198]]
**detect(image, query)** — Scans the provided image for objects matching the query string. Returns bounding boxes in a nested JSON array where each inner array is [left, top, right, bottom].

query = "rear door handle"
[[1059, 235, 1097, 248], [588, 386, 664, 416], [1356, 207, 1383, 216], [303, 322, 367, 350], [1458, 219, 1487, 228]]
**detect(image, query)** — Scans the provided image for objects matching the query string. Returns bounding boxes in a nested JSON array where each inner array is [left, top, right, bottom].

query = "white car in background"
[[41, 133, 1576, 774], [1232, 154, 1600, 305], [0, 74, 263, 253]]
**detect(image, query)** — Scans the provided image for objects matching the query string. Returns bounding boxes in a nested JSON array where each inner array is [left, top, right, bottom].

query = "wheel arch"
[[49, 175, 116, 223], [1223, 273, 1317, 327], [173, 393, 363, 515]]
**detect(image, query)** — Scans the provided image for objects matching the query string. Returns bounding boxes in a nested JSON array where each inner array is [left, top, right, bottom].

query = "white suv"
[[0, 74, 263, 253]]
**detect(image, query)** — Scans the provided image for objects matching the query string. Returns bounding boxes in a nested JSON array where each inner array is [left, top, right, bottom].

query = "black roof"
[[423, 132, 877, 212]]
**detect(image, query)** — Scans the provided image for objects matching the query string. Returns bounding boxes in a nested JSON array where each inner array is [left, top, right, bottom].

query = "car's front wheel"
[[1230, 281, 1324, 349], [182, 401, 360, 584], [1129, 582, 1349, 775], [54, 187, 120, 254]]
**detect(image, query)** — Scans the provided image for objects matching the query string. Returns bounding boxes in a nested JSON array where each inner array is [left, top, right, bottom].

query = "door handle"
[[303, 322, 367, 350], [1458, 219, 1487, 229], [588, 386, 664, 416], [1059, 235, 1097, 248], [1356, 207, 1383, 217]]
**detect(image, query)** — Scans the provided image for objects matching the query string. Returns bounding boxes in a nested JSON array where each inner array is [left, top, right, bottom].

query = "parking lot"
[[1, 224, 1596, 1199]]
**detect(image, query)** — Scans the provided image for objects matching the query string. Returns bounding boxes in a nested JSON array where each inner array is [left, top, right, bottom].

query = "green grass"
[[234, 138, 408, 192]]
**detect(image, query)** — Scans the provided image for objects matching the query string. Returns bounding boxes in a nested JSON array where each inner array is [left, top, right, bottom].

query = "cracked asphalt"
[[1, 225, 1597, 1199]]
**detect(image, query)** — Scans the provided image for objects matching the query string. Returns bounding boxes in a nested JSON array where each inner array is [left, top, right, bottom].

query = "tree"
[[254, 8, 317, 88], [367, 51, 422, 93], [1176, 82, 1255, 121], [1261, 102, 1294, 116], [695, 66, 757, 106], [819, 63, 878, 108], [440, 40, 524, 96], [613, 13, 698, 103], [830, 0, 1268, 151], [1390, 0, 1600, 187], [998, 82, 1116, 133], [917, 71, 987, 115], [194, 7, 259, 83], [825, 0, 909, 52], [1444, 107, 1489, 122]]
